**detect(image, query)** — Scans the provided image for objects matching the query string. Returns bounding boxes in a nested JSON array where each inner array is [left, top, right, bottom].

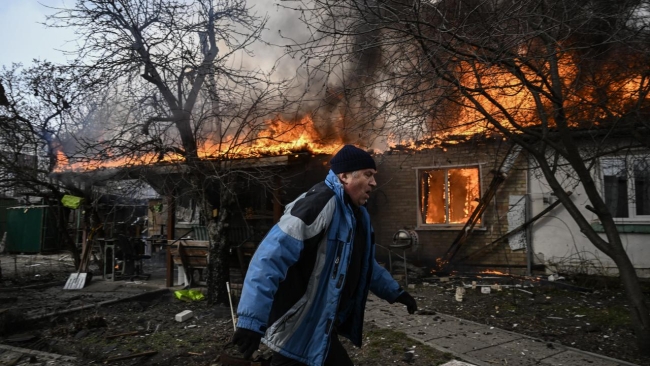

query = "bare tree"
[[0, 61, 102, 265], [46, 0, 299, 304], [287, 0, 650, 353]]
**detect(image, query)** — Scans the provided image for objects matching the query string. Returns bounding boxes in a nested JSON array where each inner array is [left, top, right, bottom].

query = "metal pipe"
[[226, 281, 237, 331], [526, 159, 533, 276], [403, 249, 408, 287]]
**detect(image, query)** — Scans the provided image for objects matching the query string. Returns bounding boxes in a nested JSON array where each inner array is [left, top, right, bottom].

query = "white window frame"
[[414, 164, 483, 229], [599, 155, 650, 222]]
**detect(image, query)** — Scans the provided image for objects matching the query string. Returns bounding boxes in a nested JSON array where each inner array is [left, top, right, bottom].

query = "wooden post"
[[166, 194, 175, 287], [273, 176, 282, 224]]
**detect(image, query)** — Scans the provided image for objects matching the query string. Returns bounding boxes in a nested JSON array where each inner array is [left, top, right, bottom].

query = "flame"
[[249, 116, 341, 155], [56, 150, 69, 167], [388, 55, 650, 150], [420, 167, 480, 224], [200, 116, 342, 158], [480, 270, 507, 275], [55, 115, 343, 172], [55, 54, 648, 172], [433, 257, 448, 271], [56, 150, 181, 172]]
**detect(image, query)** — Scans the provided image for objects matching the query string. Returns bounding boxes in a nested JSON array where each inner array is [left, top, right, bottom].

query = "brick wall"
[[369, 141, 529, 273]]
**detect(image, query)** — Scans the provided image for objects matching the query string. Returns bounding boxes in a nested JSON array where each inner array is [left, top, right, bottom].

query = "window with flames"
[[601, 156, 650, 220], [417, 166, 481, 226]]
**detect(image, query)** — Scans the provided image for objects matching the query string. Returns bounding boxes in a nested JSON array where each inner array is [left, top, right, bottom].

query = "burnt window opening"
[[602, 156, 650, 219], [418, 166, 481, 225]]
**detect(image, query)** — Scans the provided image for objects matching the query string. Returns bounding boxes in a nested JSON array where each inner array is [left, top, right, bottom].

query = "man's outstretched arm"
[[369, 259, 418, 313]]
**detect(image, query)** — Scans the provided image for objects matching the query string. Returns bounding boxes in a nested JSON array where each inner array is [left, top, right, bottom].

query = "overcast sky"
[[0, 0, 77, 68], [0, 0, 304, 71]]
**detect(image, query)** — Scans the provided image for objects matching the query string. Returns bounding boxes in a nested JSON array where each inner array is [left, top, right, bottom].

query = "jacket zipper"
[[331, 228, 352, 279], [331, 241, 343, 279]]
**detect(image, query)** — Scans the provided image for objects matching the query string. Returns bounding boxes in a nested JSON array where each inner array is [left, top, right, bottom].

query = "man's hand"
[[396, 291, 418, 314], [232, 328, 263, 359]]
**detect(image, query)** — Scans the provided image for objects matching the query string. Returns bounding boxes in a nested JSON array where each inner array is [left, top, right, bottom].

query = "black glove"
[[232, 328, 263, 359], [396, 291, 418, 314]]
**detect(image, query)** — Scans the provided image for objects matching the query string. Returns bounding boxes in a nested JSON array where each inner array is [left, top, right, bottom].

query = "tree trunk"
[[56, 206, 80, 268], [206, 181, 234, 305], [559, 141, 650, 355], [611, 242, 650, 355], [86, 204, 106, 273], [533, 148, 650, 354]]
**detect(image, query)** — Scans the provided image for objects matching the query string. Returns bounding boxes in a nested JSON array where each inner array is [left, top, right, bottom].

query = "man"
[[233, 144, 418, 366]]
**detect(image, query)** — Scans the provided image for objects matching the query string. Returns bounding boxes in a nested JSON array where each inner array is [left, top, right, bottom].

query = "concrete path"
[[364, 294, 640, 366], [0, 344, 77, 366]]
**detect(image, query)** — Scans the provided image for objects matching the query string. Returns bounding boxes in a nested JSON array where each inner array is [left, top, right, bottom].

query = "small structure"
[[5, 205, 62, 253], [54, 152, 332, 286]]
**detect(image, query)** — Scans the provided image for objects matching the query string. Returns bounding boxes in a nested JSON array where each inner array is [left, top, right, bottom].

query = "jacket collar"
[[325, 169, 364, 214], [326, 169, 366, 225], [325, 169, 345, 201]]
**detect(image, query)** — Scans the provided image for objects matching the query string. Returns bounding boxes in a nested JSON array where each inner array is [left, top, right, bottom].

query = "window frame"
[[414, 163, 484, 230], [599, 154, 650, 222]]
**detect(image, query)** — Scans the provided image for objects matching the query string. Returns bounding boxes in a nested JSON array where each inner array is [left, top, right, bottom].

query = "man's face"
[[339, 168, 377, 206]]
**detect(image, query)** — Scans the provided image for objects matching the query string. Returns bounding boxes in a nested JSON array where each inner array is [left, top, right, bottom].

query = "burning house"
[[52, 121, 650, 282], [368, 132, 650, 279], [369, 135, 531, 275], [52, 122, 337, 285]]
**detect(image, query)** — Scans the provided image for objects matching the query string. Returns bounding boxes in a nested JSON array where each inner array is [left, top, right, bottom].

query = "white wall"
[[529, 164, 650, 278]]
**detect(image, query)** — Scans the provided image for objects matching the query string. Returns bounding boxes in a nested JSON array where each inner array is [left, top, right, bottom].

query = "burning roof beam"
[[51, 153, 320, 188]]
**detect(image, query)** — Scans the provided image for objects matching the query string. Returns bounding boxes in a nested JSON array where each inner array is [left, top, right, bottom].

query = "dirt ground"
[[0, 255, 455, 366], [409, 273, 650, 366], [1, 254, 650, 365]]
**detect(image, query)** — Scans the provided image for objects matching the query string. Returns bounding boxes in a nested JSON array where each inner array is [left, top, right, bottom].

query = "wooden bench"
[[170, 236, 261, 286]]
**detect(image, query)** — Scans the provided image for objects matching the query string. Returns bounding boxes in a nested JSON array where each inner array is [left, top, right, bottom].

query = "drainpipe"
[[526, 155, 533, 276], [166, 194, 176, 287], [273, 176, 282, 224]]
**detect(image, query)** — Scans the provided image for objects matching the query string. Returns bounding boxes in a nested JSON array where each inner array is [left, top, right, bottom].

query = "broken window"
[[418, 166, 481, 225], [601, 156, 650, 219]]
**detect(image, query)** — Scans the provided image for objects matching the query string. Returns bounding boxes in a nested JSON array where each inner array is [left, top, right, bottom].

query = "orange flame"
[[480, 270, 507, 275], [420, 167, 480, 224], [55, 55, 648, 172], [55, 115, 343, 172], [388, 55, 650, 150], [56, 150, 69, 167], [433, 257, 448, 271], [200, 116, 342, 158]]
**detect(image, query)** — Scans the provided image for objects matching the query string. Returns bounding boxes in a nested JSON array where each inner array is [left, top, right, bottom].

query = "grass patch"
[[354, 325, 455, 365], [571, 305, 631, 327]]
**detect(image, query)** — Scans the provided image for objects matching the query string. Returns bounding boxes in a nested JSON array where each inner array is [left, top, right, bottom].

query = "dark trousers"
[[270, 333, 353, 366]]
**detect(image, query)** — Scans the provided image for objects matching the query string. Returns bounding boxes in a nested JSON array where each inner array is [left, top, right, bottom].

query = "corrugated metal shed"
[[6, 206, 60, 253]]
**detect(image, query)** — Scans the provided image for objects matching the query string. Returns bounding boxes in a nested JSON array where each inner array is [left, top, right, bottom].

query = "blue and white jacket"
[[236, 170, 403, 366]]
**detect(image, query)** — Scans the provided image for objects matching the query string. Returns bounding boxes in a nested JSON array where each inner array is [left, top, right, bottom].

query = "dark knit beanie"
[[330, 145, 376, 174]]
